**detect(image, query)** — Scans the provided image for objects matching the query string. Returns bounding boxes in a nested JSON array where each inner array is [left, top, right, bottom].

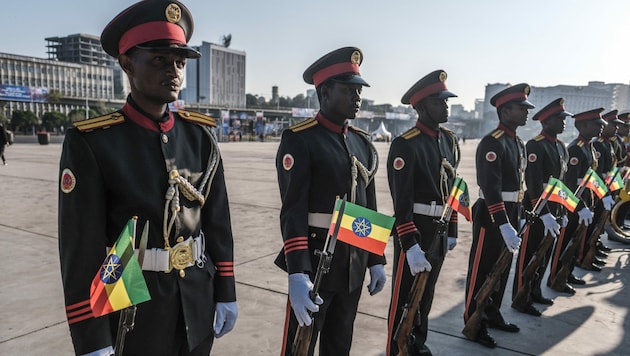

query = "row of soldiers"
[[276, 46, 630, 356], [56, 1, 625, 353]]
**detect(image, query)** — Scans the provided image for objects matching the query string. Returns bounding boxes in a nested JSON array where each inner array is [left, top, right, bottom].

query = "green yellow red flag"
[[582, 168, 609, 199], [328, 198, 395, 255], [605, 167, 624, 192], [90, 218, 150, 317], [446, 177, 472, 221], [543, 177, 579, 212]]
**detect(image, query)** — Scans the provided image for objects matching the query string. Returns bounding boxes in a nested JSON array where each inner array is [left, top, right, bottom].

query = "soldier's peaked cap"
[[533, 98, 572, 122], [303, 47, 369, 88], [602, 110, 624, 125], [401, 70, 457, 106], [101, 0, 200, 59], [617, 112, 630, 123], [572, 108, 606, 125], [490, 83, 535, 109]]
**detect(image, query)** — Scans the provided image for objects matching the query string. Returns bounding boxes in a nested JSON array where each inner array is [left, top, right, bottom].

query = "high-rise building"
[[181, 41, 246, 108], [45, 33, 115, 67]]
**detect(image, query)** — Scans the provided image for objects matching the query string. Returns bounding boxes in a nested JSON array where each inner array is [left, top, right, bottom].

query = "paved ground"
[[1, 135, 629, 355]]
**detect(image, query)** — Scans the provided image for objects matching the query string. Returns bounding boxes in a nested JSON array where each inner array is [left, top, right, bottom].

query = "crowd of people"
[[56, 1, 628, 355]]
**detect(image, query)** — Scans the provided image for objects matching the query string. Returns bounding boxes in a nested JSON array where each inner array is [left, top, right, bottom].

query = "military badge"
[[165, 3, 182, 23], [282, 153, 294, 171], [350, 50, 361, 64], [595, 151, 601, 158], [528, 153, 537, 162], [570, 157, 579, 165], [485, 151, 497, 162], [393, 157, 405, 170], [61, 168, 76, 194]]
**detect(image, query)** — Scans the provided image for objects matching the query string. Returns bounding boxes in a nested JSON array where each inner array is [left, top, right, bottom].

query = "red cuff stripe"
[[284, 236, 308, 254], [66, 300, 94, 325], [450, 214, 458, 223], [531, 198, 539, 207], [488, 202, 506, 214], [396, 221, 417, 236]]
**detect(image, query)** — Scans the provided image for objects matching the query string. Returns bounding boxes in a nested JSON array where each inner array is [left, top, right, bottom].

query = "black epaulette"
[[178, 110, 216, 127], [491, 128, 505, 139], [401, 127, 420, 140], [74, 112, 125, 132], [289, 118, 318, 132], [577, 140, 585, 147], [533, 134, 545, 142], [348, 125, 369, 136]]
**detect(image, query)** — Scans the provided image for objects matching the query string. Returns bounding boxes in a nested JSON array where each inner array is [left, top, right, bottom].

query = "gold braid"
[[350, 139, 379, 203]]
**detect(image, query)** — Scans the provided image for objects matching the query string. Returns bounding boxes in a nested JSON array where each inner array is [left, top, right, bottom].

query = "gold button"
[[176, 236, 184, 243], [162, 134, 169, 143], [310, 233, 316, 238]]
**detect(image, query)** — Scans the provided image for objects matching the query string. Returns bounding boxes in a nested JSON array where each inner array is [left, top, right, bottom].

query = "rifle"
[[114, 220, 148, 356], [580, 208, 610, 268], [291, 196, 346, 356], [511, 231, 555, 311], [393, 205, 451, 356], [463, 186, 550, 341], [549, 223, 587, 291]]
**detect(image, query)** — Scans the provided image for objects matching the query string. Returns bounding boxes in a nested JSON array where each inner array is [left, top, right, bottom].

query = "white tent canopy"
[[371, 121, 391, 141]]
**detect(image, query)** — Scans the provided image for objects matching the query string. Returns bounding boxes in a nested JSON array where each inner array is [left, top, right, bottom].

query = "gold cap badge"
[[439, 71, 447, 82], [350, 50, 361, 65], [165, 3, 182, 23]]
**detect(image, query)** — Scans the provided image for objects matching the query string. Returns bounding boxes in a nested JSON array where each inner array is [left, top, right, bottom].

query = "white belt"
[[413, 202, 444, 217], [308, 213, 333, 229], [107, 235, 205, 273], [478, 190, 520, 202]]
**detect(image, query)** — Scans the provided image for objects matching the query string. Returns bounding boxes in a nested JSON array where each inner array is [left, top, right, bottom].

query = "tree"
[[68, 108, 98, 123], [42, 111, 69, 131], [291, 94, 307, 108], [11, 110, 39, 134], [46, 89, 63, 104]]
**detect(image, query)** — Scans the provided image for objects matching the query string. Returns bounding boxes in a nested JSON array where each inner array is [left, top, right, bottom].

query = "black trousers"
[[512, 219, 553, 302]]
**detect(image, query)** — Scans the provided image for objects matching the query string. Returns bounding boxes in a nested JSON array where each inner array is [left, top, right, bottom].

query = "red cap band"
[[536, 104, 562, 122], [495, 92, 528, 108], [119, 21, 186, 55], [312, 62, 360, 87], [409, 82, 447, 106]]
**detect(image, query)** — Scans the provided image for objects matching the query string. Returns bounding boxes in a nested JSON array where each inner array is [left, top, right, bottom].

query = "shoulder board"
[[596, 137, 605, 143], [74, 112, 125, 132], [533, 134, 544, 142], [491, 128, 504, 139], [178, 110, 216, 127], [401, 127, 420, 140], [610, 136, 618, 142], [289, 118, 318, 132], [440, 126, 454, 134], [348, 125, 369, 136], [577, 141, 585, 147]]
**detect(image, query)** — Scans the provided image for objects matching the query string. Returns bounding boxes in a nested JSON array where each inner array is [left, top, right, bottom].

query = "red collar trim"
[[122, 102, 174, 132], [416, 121, 439, 138], [315, 112, 347, 134], [541, 131, 557, 142], [498, 123, 516, 138]]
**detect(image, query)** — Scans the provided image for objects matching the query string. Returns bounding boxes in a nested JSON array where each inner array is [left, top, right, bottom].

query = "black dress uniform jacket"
[[611, 134, 627, 167], [465, 124, 525, 321], [275, 112, 384, 356], [386, 121, 459, 354], [59, 98, 236, 354], [514, 132, 568, 300]]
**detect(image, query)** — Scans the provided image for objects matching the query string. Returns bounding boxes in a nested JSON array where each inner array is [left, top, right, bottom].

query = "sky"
[[2, 0, 630, 111]]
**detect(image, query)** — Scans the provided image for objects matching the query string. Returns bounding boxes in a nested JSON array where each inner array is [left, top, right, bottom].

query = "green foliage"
[[11, 110, 39, 133], [41, 111, 70, 131], [46, 90, 63, 104]]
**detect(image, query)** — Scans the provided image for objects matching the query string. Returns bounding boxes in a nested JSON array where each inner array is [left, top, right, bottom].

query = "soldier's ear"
[[118, 55, 133, 74]]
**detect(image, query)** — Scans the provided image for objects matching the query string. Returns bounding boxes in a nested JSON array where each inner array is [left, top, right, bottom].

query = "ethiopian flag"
[[582, 168, 609, 199], [605, 167, 624, 192], [90, 218, 150, 317], [328, 198, 395, 255], [543, 177, 579, 212], [446, 177, 472, 222]]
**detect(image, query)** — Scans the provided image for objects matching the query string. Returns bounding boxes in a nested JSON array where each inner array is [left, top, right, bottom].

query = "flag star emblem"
[[352, 217, 372, 237], [100, 254, 123, 284]]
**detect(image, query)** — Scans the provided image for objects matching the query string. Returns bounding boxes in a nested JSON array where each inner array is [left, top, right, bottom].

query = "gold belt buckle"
[[167, 240, 194, 278], [518, 190, 524, 202]]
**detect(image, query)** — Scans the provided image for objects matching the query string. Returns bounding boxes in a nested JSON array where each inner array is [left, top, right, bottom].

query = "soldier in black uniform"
[[511, 98, 584, 316], [611, 112, 628, 168], [549, 109, 605, 292], [464, 84, 533, 348], [58, 1, 237, 355], [386, 70, 460, 356], [275, 47, 386, 356], [579, 110, 621, 268]]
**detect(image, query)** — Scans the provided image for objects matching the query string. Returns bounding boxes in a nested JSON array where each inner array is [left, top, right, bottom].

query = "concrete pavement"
[[1, 136, 629, 355]]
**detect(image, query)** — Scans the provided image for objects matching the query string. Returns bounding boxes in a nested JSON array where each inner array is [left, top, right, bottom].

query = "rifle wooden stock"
[[511, 233, 555, 311], [550, 223, 587, 291], [394, 271, 429, 356], [462, 249, 512, 341], [292, 323, 313, 356], [580, 209, 610, 268]]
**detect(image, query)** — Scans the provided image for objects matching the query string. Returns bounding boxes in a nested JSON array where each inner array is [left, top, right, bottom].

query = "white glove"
[[367, 264, 386, 296], [214, 302, 238, 338], [499, 223, 521, 253], [602, 195, 614, 211], [561, 215, 569, 227], [540, 213, 561, 237], [81, 346, 114, 356], [288, 273, 323, 326], [406, 244, 432, 276], [577, 207, 593, 226], [447, 237, 457, 250]]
